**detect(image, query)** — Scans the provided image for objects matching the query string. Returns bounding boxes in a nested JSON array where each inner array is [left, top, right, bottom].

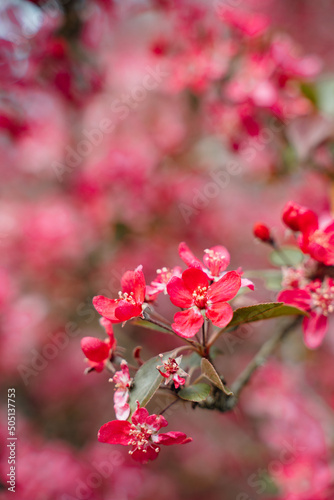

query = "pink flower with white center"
[[146, 266, 182, 301], [93, 266, 146, 323], [112, 360, 132, 421], [179, 242, 254, 290], [156, 354, 188, 389], [80, 318, 116, 373], [167, 268, 241, 338], [98, 402, 192, 464], [278, 278, 334, 349]]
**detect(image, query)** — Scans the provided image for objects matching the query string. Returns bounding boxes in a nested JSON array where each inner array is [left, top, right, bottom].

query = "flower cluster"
[[257, 201, 334, 349], [80, 241, 251, 461]]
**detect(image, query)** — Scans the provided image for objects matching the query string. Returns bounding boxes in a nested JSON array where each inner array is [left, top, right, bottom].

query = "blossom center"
[[309, 229, 330, 248], [118, 291, 136, 305], [156, 267, 172, 283], [204, 249, 225, 276], [192, 285, 208, 309], [128, 424, 159, 455], [310, 282, 334, 316], [161, 357, 179, 375]]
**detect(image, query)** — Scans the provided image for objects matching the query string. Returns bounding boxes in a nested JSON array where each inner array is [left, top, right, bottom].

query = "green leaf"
[[228, 302, 307, 329], [178, 383, 211, 402], [270, 246, 304, 268], [128, 350, 175, 417], [201, 359, 233, 396]]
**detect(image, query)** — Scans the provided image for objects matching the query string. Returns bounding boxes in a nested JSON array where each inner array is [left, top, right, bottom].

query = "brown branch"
[[197, 317, 302, 413]]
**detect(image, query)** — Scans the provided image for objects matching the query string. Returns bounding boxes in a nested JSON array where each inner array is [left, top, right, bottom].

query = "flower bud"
[[282, 201, 318, 233], [253, 222, 272, 243]]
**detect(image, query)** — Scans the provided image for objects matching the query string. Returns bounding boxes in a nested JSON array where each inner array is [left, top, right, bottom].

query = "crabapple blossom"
[[179, 242, 254, 290], [156, 354, 188, 389], [80, 318, 116, 372], [278, 278, 334, 349], [98, 402, 192, 464], [93, 266, 146, 323], [146, 266, 183, 301], [167, 268, 241, 338]]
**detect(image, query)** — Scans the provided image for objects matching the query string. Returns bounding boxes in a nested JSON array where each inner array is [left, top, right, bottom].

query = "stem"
[[197, 317, 301, 413], [231, 317, 301, 400], [202, 323, 206, 348], [272, 242, 293, 267], [159, 399, 179, 415]]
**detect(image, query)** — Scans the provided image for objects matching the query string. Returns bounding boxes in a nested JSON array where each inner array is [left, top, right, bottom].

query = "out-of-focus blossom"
[[278, 278, 334, 348]]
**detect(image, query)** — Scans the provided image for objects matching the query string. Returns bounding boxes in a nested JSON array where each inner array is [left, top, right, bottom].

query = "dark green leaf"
[[228, 302, 307, 329], [178, 383, 211, 402], [128, 350, 175, 417]]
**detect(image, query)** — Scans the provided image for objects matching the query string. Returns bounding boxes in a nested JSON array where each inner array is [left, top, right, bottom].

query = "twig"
[[231, 317, 302, 400], [159, 399, 179, 415], [197, 317, 302, 413]]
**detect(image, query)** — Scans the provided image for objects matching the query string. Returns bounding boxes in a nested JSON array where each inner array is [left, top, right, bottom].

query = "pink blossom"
[[167, 268, 241, 338], [93, 266, 146, 323], [278, 278, 334, 349], [98, 402, 192, 464], [146, 266, 183, 301], [80, 318, 116, 372], [156, 355, 188, 389], [179, 242, 254, 290]]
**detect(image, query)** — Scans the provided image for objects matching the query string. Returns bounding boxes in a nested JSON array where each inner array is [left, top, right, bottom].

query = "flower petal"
[[146, 414, 168, 431], [81, 337, 110, 362], [131, 405, 149, 426], [98, 420, 132, 445], [155, 432, 192, 446], [302, 312, 328, 349], [207, 271, 241, 303], [121, 265, 146, 304], [131, 446, 160, 463], [206, 302, 233, 328], [240, 278, 255, 290], [182, 268, 209, 293], [114, 402, 130, 421], [172, 309, 203, 338], [99, 317, 116, 346], [178, 242, 203, 269], [203, 245, 230, 276], [167, 277, 193, 308], [93, 296, 120, 322], [277, 289, 311, 310], [115, 301, 143, 321]]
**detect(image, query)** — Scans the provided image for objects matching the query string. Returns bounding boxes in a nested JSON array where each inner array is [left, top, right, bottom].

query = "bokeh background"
[[1, 0, 334, 498]]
